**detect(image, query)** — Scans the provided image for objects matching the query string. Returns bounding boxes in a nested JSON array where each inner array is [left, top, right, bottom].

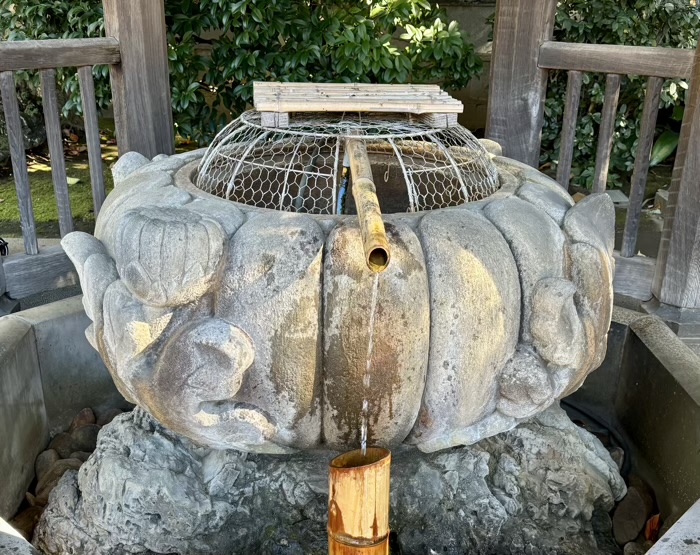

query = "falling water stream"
[[360, 273, 381, 457]]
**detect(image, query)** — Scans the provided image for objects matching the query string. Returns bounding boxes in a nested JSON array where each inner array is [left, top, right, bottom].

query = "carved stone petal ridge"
[[114, 206, 226, 307]]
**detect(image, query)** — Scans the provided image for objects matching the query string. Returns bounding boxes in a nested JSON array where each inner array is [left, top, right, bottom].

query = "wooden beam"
[[556, 70, 583, 189], [77, 66, 106, 216], [0, 71, 38, 255], [538, 41, 694, 79], [621, 76, 664, 258], [40, 69, 74, 237], [653, 42, 700, 309], [3, 246, 78, 299], [103, 0, 174, 158], [592, 74, 621, 193], [486, 0, 558, 167], [0, 38, 120, 72]]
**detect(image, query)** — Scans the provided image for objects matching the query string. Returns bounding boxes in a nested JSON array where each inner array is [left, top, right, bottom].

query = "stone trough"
[[1, 136, 699, 553]]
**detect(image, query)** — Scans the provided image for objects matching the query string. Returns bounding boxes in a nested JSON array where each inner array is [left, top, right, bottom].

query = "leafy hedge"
[[544, 0, 699, 188], [0, 0, 482, 144]]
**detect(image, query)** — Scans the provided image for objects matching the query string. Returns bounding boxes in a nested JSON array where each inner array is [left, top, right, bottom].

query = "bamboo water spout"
[[328, 448, 391, 555], [346, 139, 391, 272]]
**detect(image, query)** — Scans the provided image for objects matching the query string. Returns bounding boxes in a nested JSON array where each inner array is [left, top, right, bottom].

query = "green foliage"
[[0, 0, 482, 144], [545, 0, 699, 188]]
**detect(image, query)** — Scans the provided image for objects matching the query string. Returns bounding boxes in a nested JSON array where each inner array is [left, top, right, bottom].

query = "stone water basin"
[[61, 139, 615, 455]]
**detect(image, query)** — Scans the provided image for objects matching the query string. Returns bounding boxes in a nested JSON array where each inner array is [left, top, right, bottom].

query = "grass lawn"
[[0, 121, 200, 238]]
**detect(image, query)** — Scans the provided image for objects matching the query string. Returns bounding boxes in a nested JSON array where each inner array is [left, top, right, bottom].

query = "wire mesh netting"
[[196, 111, 499, 214]]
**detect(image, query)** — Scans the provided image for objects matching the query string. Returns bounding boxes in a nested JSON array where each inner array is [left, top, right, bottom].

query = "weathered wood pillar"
[[647, 41, 700, 351], [486, 0, 558, 167], [103, 0, 174, 158]]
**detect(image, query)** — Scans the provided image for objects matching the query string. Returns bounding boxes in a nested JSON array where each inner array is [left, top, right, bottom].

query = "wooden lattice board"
[[253, 81, 463, 128]]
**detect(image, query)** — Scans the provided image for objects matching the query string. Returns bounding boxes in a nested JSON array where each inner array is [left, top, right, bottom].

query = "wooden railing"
[[0, 0, 173, 302], [487, 0, 699, 312], [0, 38, 118, 252]]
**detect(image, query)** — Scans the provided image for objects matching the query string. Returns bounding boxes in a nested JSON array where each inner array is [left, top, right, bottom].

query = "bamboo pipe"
[[328, 448, 391, 555], [346, 138, 391, 273]]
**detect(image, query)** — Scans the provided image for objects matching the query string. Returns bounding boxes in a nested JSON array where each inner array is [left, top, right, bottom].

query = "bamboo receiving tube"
[[346, 138, 391, 273], [328, 448, 391, 555]]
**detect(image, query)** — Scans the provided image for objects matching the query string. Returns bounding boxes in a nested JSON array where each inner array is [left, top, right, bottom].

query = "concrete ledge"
[[0, 316, 47, 519], [648, 498, 700, 554], [0, 517, 41, 554], [10, 295, 127, 434]]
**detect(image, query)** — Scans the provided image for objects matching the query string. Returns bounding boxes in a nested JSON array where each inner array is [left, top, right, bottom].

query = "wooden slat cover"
[[592, 73, 621, 193], [253, 82, 463, 114], [40, 69, 74, 237], [77, 66, 106, 216], [621, 76, 664, 258], [0, 71, 39, 255], [539, 41, 694, 79], [0, 38, 120, 71]]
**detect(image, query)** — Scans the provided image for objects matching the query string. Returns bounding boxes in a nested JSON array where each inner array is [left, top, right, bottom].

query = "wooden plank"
[[253, 82, 463, 114], [0, 71, 39, 255], [613, 252, 655, 301], [77, 66, 106, 216], [653, 42, 700, 308], [539, 41, 694, 80], [556, 70, 583, 189], [104, 0, 174, 158], [486, 0, 558, 166], [0, 38, 120, 72], [592, 73, 621, 193], [621, 76, 664, 258], [40, 69, 73, 237], [2, 245, 78, 299]]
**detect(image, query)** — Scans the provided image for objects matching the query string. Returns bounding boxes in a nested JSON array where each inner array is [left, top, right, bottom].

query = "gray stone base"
[[34, 405, 625, 555]]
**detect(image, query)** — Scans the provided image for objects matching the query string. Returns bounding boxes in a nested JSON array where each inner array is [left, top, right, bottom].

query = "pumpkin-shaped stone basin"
[[62, 144, 614, 454]]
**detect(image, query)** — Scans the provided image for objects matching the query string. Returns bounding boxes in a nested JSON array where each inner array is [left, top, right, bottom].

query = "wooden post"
[[486, 0, 558, 167], [103, 0, 174, 158], [328, 448, 391, 555], [646, 42, 700, 352], [653, 41, 700, 309]]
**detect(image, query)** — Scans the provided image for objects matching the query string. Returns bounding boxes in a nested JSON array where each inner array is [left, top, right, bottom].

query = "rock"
[[111, 151, 150, 184], [409, 209, 520, 452], [68, 408, 96, 432], [613, 486, 654, 545], [35, 449, 60, 483], [69, 424, 101, 453], [35, 404, 625, 555], [608, 446, 625, 471], [68, 451, 92, 463], [96, 408, 123, 427], [47, 433, 76, 459], [573, 192, 587, 203], [623, 542, 647, 555], [35, 458, 83, 505], [9, 506, 43, 540]]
